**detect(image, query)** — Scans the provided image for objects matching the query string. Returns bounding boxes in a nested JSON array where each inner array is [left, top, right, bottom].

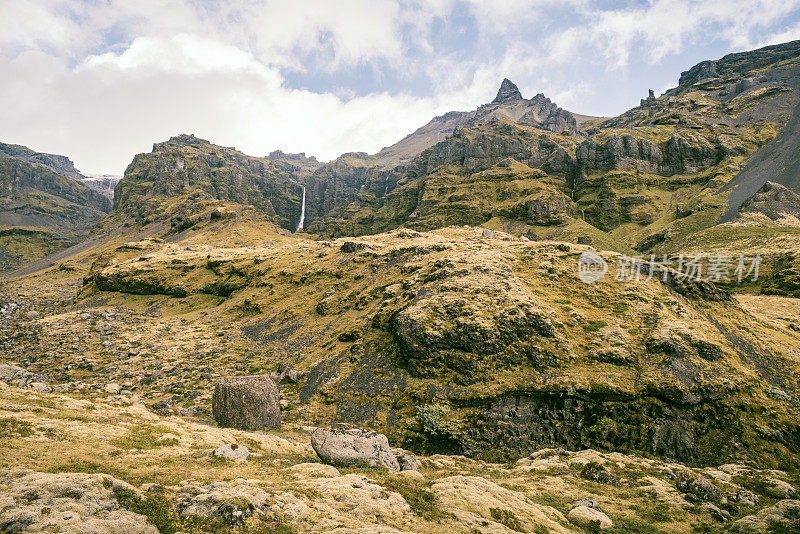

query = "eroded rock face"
[[0, 468, 157, 534], [391, 252, 558, 380], [212, 376, 281, 431], [311, 427, 401, 471]]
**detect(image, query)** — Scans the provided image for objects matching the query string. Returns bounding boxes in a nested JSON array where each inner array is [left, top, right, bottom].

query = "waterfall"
[[296, 186, 306, 232]]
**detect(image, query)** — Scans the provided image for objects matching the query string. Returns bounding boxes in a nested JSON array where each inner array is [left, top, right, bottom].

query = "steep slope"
[[720, 99, 800, 220], [0, 142, 86, 181], [0, 146, 112, 270], [305, 41, 800, 255], [110, 134, 312, 233], [12, 226, 793, 469], [373, 79, 585, 169]]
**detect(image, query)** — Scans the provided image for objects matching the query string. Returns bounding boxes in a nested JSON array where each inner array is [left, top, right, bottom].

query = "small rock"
[[278, 368, 300, 384], [104, 383, 121, 394], [213, 444, 249, 461], [703, 502, 731, 522], [29, 382, 51, 393], [152, 400, 170, 410], [25, 310, 40, 319], [574, 498, 600, 510], [396, 452, 418, 471], [481, 228, 497, 238], [568, 506, 613, 530]]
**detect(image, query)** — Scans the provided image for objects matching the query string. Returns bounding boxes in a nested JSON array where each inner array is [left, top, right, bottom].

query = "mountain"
[[0, 142, 86, 181], [0, 143, 112, 270], [372, 78, 588, 169], [2, 40, 800, 534]]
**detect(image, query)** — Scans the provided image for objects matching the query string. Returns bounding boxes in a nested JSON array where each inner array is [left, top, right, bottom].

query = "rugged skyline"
[[2, 1, 800, 175]]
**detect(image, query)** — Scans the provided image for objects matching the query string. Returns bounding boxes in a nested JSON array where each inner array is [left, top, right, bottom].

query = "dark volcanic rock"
[[492, 78, 523, 103], [212, 376, 281, 431]]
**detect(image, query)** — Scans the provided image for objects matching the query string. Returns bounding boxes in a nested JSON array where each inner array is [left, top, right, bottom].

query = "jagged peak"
[[492, 78, 523, 103]]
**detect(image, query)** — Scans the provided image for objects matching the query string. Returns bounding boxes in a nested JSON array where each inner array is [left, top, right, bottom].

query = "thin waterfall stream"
[[296, 186, 306, 232]]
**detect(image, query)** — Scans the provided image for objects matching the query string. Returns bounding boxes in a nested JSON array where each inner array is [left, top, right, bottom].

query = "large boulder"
[[568, 506, 613, 530], [212, 376, 280, 431], [311, 428, 401, 471]]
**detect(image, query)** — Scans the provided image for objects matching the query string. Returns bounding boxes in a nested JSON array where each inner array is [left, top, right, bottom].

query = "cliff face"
[[113, 134, 311, 232], [0, 142, 86, 182], [0, 148, 112, 270]]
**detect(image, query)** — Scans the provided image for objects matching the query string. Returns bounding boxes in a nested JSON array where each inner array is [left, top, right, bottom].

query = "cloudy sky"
[[2, 0, 800, 175]]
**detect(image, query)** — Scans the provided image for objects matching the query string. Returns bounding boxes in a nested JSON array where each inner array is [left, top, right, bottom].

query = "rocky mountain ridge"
[[0, 145, 112, 269]]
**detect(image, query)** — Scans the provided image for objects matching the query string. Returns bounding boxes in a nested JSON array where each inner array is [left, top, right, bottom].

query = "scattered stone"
[[212, 375, 281, 431], [730, 499, 800, 533], [173, 477, 270, 529], [581, 461, 617, 485], [25, 310, 40, 319], [104, 383, 121, 394], [29, 381, 52, 393], [396, 452, 418, 471], [151, 400, 170, 410], [0, 468, 157, 533], [574, 498, 600, 509], [213, 444, 249, 461], [481, 228, 497, 238], [340, 241, 369, 253], [311, 427, 401, 471], [676, 471, 722, 502], [0, 364, 31, 383], [702, 502, 731, 522], [277, 367, 300, 384], [568, 505, 613, 530]]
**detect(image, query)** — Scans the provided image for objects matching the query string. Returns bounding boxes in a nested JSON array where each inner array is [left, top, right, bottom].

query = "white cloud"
[[0, 34, 483, 174], [1, 0, 799, 174]]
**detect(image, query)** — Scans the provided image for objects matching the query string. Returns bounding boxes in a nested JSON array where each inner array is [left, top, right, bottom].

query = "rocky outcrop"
[[390, 252, 557, 381], [492, 78, 523, 103], [576, 132, 733, 177], [0, 142, 86, 181], [0, 152, 111, 269], [310, 427, 402, 470], [737, 180, 800, 220], [115, 134, 303, 230], [212, 376, 281, 431], [0, 468, 157, 533]]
